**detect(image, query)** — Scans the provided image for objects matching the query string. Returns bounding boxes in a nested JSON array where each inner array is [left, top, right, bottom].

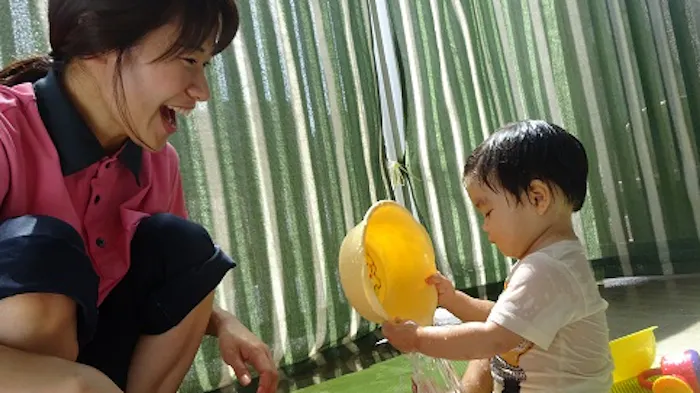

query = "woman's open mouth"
[[159, 105, 194, 135], [160, 106, 177, 135]]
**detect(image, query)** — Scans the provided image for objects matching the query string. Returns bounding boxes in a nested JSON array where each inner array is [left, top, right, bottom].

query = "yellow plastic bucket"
[[338, 200, 438, 326], [609, 326, 658, 383]]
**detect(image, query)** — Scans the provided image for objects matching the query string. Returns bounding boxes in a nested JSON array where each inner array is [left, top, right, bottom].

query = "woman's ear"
[[528, 180, 552, 214]]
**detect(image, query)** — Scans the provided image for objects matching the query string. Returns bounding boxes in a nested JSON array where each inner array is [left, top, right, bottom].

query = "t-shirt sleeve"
[[487, 255, 581, 350], [166, 146, 189, 219]]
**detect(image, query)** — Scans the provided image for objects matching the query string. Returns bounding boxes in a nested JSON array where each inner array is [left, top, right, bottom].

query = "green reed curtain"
[[3, 0, 700, 392], [375, 0, 700, 297]]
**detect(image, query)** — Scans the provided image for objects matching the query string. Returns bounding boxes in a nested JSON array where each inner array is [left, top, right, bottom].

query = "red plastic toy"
[[638, 350, 700, 392]]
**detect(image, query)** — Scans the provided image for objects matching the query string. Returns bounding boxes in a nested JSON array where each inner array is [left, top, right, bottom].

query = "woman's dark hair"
[[463, 120, 589, 212], [0, 0, 238, 132], [0, 0, 239, 87]]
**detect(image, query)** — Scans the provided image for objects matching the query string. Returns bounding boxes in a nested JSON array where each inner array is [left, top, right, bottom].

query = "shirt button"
[[94, 195, 101, 204], [96, 238, 106, 248]]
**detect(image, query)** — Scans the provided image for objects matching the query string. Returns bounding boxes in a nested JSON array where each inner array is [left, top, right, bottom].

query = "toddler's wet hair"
[[463, 120, 588, 212]]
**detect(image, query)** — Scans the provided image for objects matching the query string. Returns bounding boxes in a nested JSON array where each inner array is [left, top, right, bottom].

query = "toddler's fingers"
[[425, 274, 441, 284]]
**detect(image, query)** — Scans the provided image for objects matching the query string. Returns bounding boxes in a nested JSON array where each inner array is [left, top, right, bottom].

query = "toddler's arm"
[[383, 320, 523, 361], [442, 292, 494, 322], [428, 273, 494, 322]]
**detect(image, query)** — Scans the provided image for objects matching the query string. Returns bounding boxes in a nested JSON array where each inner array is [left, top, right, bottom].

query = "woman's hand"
[[213, 309, 279, 393]]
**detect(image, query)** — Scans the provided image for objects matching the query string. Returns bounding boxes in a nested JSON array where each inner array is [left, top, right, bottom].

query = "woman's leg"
[[0, 293, 78, 360], [0, 216, 106, 392], [77, 213, 235, 393], [126, 292, 214, 393], [462, 358, 493, 393], [0, 340, 122, 393]]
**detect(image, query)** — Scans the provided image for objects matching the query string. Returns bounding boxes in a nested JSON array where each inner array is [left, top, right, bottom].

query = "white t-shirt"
[[487, 240, 613, 393]]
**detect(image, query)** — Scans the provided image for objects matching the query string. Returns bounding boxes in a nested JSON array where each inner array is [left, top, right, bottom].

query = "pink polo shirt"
[[0, 68, 188, 305]]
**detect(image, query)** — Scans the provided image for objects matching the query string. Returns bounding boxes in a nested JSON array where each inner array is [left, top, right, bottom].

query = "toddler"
[[383, 120, 614, 393]]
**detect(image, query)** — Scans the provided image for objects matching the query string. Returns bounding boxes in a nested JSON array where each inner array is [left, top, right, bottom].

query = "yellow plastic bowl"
[[338, 200, 438, 326], [609, 326, 658, 383]]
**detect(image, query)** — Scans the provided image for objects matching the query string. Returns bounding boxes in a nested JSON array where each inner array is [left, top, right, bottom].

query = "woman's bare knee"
[[0, 293, 78, 361]]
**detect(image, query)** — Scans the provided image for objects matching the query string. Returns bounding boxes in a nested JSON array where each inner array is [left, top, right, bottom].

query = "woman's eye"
[[485, 210, 492, 218], [182, 58, 198, 65]]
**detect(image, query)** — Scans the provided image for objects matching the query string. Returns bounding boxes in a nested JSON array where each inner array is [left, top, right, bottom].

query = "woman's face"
[[102, 22, 215, 151]]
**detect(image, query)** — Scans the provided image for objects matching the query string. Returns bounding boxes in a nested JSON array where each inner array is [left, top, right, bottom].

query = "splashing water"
[[407, 308, 465, 393], [408, 352, 463, 393]]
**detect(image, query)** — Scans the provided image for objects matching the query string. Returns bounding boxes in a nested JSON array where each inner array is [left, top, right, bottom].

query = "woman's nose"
[[188, 71, 211, 102]]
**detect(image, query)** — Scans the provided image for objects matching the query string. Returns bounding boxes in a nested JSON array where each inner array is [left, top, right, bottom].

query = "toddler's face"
[[465, 177, 542, 259]]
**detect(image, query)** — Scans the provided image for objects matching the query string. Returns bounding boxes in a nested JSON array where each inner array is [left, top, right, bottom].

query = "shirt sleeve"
[[166, 146, 189, 219], [487, 254, 581, 350]]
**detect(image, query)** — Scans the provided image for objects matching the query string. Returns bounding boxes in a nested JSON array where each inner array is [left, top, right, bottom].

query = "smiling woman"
[[0, 1, 279, 393], [62, 20, 219, 151], [0, 0, 237, 152]]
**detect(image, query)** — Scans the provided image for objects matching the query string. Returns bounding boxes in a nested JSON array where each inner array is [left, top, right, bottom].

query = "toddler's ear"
[[528, 179, 552, 214]]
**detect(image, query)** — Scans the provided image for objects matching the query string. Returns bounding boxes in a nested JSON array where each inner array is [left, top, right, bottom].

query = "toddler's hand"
[[382, 319, 420, 353], [426, 272, 456, 307]]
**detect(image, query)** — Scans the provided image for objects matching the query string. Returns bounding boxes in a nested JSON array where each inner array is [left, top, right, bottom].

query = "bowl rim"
[[609, 326, 658, 345]]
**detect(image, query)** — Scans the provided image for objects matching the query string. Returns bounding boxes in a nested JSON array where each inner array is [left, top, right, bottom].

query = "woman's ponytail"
[[0, 55, 52, 86]]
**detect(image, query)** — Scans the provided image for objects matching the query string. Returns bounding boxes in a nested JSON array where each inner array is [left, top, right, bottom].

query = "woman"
[[0, 0, 278, 392]]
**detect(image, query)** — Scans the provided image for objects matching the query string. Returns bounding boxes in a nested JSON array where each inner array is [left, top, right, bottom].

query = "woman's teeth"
[[167, 105, 193, 116]]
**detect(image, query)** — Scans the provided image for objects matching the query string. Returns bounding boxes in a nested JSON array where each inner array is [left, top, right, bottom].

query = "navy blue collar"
[[33, 66, 142, 180]]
